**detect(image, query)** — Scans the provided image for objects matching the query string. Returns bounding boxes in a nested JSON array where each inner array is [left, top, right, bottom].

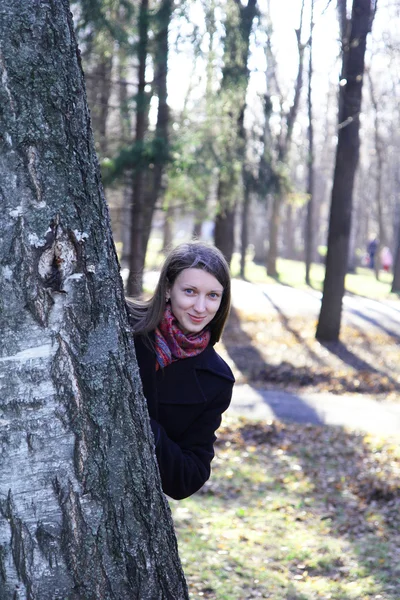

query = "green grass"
[[230, 254, 396, 302], [170, 416, 400, 599]]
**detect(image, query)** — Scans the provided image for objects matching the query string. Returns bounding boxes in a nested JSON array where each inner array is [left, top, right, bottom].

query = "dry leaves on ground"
[[221, 308, 400, 400]]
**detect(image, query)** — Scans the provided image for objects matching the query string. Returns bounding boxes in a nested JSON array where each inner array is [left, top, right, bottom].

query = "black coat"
[[134, 335, 234, 500]]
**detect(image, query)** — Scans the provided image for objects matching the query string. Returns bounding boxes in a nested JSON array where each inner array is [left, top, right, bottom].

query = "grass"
[[170, 416, 400, 600], [230, 255, 396, 302]]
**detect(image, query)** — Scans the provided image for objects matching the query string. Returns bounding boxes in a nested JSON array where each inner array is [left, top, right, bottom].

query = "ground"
[[170, 278, 400, 600], [221, 279, 400, 401]]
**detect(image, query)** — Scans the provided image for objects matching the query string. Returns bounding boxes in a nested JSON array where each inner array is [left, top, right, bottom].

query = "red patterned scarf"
[[154, 304, 211, 370]]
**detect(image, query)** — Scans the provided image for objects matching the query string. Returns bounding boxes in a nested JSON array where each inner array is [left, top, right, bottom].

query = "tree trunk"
[[392, 218, 400, 292], [316, 0, 376, 341], [240, 171, 252, 279], [305, 0, 315, 285], [265, 0, 307, 276], [0, 3, 188, 598], [162, 205, 174, 252], [267, 193, 282, 277], [367, 69, 385, 280], [127, 0, 150, 297], [214, 192, 236, 264], [127, 0, 171, 296], [213, 0, 257, 265]]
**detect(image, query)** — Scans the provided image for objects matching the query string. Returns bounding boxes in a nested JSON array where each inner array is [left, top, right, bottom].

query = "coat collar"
[[134, 334, 234, 406], [134, 334, 234, 383]]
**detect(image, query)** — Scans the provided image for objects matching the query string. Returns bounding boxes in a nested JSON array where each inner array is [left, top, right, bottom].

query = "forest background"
[[72, 0, 400, 330]]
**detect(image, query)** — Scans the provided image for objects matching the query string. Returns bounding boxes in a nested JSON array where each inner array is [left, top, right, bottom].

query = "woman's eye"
[[184, 288, 194, 295], [209, 292, 220, 299]]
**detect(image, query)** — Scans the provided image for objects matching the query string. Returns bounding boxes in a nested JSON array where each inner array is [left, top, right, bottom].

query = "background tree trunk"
[[305, 0, 315, 285], [0, 2, 188, 598], [266, 1, 307, 277], [316, 0, 376, 341], [127, 0, 150, 296], [213, 0, 257, 265], [392, 216, 400, 292], [127, 0, 171, 296]]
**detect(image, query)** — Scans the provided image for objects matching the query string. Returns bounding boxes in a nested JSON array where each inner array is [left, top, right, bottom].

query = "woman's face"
[[167, 268, 224, 334]]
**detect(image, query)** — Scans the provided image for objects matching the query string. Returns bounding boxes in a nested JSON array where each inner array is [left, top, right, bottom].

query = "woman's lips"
[[188, 314, 205, 323]]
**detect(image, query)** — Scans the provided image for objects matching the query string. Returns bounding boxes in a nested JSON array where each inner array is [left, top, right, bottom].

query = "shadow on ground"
[[223, 300, 400, 397]]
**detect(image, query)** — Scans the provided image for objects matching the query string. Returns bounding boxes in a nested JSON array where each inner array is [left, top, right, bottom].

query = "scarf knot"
[[154, 304, 210, 370]]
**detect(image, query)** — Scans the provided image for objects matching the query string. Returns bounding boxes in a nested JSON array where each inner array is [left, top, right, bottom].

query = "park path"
[[229, 279, 400, 436]]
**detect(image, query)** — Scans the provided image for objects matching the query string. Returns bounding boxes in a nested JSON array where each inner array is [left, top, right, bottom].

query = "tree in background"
[[213, 0, 257, 264], [72, 0, 400, 302], [305, 0, 315, 285], [316, 0, 377, 342], [264, 0, 307, 277], [0, 2, 188, 596]]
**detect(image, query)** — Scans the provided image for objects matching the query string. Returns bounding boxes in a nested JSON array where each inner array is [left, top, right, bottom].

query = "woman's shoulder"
[[133, 332, 155, 362], [196, 345, 235, 383]]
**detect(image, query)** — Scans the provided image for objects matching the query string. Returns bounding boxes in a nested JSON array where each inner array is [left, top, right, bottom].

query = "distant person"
[[367, 237, 378, 269], [380, 246, 393, 273], [126, 242, 234, 500]]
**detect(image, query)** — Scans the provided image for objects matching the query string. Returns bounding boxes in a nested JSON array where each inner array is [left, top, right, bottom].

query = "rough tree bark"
[[316, 0, 376, 341], [0, 2, 188, 598]]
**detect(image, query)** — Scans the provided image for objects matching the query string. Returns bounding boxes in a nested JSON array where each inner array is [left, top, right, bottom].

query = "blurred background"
[[71, 0, 400, 298]]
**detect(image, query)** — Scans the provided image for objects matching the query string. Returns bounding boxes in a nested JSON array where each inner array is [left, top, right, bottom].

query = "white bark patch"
[[2, 266, 12, 281], [10, 206, 23, 218], [0, 344, 55, 363], [28, 232, 44, 247], [0, 49, 16, 116], [37, 248, 55, 279], [72, 230, 88, 242], [57, 338, 83, 411]]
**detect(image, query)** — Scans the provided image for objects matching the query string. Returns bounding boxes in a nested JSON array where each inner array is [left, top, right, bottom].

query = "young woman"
[[126, 242, 235, 500]]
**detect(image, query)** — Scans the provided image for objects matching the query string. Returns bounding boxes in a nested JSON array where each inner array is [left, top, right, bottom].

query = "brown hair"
[[126, 242, 231, 345]]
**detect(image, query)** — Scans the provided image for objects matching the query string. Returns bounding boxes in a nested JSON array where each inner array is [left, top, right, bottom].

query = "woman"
[[126, 242, 235, 500]]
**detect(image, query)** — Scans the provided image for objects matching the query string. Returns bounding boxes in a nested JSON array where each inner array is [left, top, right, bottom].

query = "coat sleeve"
[[149, 384, 233, 500]]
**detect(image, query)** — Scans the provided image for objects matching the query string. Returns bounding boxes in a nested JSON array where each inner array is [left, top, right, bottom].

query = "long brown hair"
[[126, 242, 231, 345]]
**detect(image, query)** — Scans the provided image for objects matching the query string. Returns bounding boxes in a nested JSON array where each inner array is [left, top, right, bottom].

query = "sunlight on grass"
[[230, 253, 396, 301], [170, 415, 400, 600]]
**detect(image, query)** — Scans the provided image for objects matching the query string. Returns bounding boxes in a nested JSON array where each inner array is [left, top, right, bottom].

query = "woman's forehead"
[[173, 268, 223, 290]]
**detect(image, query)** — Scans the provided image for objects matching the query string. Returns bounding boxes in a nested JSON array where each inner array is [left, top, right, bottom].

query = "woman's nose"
[[194, 295, 206, 312]]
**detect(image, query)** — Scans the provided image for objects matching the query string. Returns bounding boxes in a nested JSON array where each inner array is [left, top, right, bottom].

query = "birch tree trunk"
[[0, 2, 188, 598]]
